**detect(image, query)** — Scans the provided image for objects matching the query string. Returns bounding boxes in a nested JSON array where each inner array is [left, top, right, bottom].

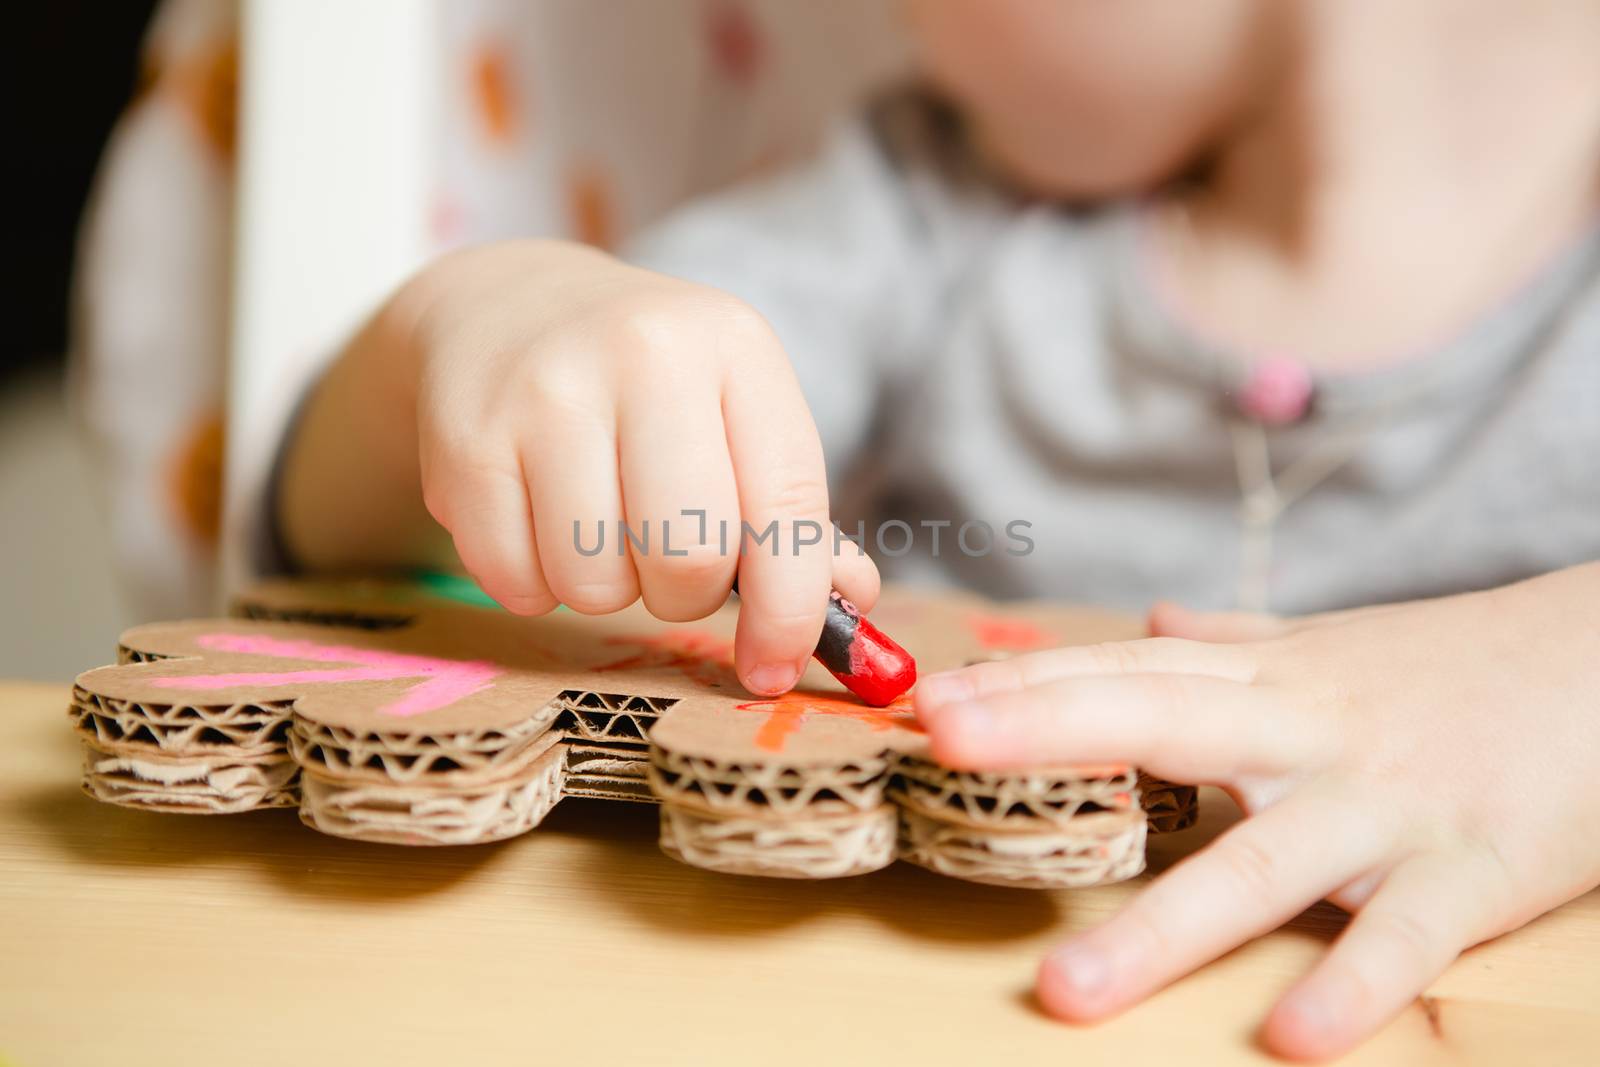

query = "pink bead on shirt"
[[1237, 357, 1315, 425]]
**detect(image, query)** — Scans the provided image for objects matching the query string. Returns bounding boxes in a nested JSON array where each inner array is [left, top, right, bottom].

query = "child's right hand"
[[384, 241, 877, 695]]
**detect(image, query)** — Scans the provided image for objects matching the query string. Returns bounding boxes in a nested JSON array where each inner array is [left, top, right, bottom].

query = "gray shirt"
[[625, 97, 1600, 614]]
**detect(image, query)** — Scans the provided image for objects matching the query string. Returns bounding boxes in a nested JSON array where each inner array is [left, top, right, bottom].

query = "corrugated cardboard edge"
[[80, 739, 299, 814], [69, 684, 293, 759], [298, 744, 567, 846], [1138, 774, 1200, 833], [898, 807, 1148, 889], [71, 578, 1198, 887], [659, 803, 899, 879]]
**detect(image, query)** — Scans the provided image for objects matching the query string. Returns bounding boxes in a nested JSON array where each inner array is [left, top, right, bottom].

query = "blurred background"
[[5, 2, 158, 680]]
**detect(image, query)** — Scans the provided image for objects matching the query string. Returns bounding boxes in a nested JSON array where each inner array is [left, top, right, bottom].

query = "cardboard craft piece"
[[69, 577, 1199, 886]]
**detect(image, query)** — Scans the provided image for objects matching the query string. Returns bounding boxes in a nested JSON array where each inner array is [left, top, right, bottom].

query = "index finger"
[[921, 674, 1320, 782], [720, 326, 834, 696], [1039, 788, 1388, 1026]]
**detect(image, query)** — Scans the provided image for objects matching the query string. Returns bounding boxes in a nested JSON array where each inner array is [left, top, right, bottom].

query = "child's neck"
[[1154, 0, 1600, 371]]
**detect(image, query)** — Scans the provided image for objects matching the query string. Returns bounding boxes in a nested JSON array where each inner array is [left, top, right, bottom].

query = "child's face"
[[904, 0, 1275, 198]]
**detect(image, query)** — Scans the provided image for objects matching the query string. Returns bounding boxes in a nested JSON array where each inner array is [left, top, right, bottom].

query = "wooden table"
[[2, 679, 1596, 1066]]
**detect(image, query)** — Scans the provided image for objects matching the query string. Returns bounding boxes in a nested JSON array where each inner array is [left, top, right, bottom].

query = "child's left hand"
[[915, 562, 1600, 1062]]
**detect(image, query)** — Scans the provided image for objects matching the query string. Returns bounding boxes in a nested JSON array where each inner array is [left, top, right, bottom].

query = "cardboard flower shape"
[[69, 578, 1197, 887]]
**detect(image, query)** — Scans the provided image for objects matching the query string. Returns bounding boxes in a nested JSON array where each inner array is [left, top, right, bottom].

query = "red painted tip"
[[824, 614, 917, 707]]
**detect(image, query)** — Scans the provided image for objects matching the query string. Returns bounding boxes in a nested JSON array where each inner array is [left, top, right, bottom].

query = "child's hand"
[[916, 563, 1600, 1061], [348, 241, 876, 695]]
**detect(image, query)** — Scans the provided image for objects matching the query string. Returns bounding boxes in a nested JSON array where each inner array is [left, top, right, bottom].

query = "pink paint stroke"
[[147, 633, 503, 718]]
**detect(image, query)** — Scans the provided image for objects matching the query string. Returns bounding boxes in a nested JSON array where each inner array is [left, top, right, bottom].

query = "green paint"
[[412, 569, 502, 609], [410, 569, 569, 612]]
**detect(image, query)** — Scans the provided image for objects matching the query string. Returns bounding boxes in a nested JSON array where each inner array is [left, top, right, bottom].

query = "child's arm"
[[278, 120, 930, 695], [917, 561, 1600, 1061], [278, 239, 878, 697]]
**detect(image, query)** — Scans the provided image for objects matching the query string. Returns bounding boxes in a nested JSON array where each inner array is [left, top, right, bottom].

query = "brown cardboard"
[[68, 577, 1198, 885], [297, 744, 567, 846], [898, 807, 1148, 889], [79, 739, 299, 814]]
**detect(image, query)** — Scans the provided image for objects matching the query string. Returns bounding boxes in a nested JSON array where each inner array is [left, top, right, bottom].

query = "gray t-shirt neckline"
[[1106, 204, 1600, 419]]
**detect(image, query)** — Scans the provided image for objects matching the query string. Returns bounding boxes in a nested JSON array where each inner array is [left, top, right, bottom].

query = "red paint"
[[831, 613, 917, 706], [967, 613, 1056, 652], [602, 592, 917, 706]]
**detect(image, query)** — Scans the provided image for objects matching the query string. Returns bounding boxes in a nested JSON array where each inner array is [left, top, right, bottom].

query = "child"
[[273, 1, 1600, 1060]]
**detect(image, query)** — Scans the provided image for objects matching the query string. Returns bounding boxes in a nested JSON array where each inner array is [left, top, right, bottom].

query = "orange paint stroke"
[[737, 691, 918, 753]]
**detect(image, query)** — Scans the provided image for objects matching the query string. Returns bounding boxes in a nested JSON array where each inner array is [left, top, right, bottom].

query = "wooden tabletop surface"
[[2, 678, 1596, 1066]]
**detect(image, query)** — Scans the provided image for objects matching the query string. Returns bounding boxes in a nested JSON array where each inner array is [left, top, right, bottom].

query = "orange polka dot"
[[470, 43, 521, 144], [167, 411, 226, 549], [705, 1, 765, 86], [166, 38, 239, 162], [567, 165, 616, 249]]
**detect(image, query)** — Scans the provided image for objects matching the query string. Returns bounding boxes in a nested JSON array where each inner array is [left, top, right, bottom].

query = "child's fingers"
[[617, 382, 741, 622], [426, 460, 558, 615], [917, 637, 1257, 711], [829, 533, 881, 614], [1037, 791, 1386, 1024], [721, 345, 834, 696], [1261, 854, 1485, 1061], [922, 675, 1315, 781], [522, 406, 640, 615]]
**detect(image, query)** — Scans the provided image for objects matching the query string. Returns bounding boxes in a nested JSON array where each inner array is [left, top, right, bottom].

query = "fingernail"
[[747, 661, 801, 695], [1271, 988, 1336, 1050], [1048, 946, 1109, 999], [497, 594, 548, 616], [918, 671, 974, 708], [1289, 996, 1332, 1038]]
